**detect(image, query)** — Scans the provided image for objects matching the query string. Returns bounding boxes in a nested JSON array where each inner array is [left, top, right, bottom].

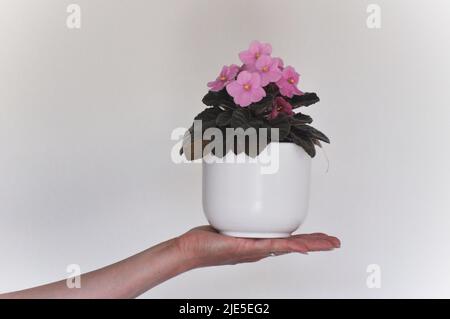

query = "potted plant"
[[182, 41, 329, 238]]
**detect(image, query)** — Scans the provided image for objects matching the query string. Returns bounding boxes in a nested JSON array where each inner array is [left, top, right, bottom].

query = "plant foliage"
[[182, 84, 329, 160]]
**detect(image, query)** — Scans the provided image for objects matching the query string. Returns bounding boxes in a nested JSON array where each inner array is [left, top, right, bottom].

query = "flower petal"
[[226, 81, 243, 97], [227, 64, 240, 79], [267, 70, 282, 83], [237, 71, 252, 84], [259, 74, 270, 87], [239, 51, 255, 65], [207, 80, 224, 92], [219, 65, 227, 77], [237, 92, 253, 107], [250, 72, 261, 88], [273, 57, 284, 69], [283, 66, 299, 82], [249, 40, 260, 54], [260, 42, 272, 55], [255, 55, 271, 70], [251, 86, 266, 103]]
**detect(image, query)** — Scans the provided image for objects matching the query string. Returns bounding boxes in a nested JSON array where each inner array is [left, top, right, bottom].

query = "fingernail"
[[331, 238, 341, 248]]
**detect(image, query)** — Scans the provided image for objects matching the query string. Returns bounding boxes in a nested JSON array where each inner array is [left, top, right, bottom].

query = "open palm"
[[177, 226, 341, 268]]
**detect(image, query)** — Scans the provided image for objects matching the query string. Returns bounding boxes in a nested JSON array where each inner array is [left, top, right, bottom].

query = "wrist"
[[171, 236, 203, 271], [125, 237, 196, 297]]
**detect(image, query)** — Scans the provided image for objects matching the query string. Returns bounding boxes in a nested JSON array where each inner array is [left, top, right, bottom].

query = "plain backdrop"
[[1, 0, 450, 298]]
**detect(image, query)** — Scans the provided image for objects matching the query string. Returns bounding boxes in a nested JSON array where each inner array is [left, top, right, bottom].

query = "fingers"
[[254, 238, 308, 255], [300, 238, 334, 251], [290, 235, 340, 252], [292, 233, 341, 249], [260, 234, 341, 255], [325, 236, 341, 248]]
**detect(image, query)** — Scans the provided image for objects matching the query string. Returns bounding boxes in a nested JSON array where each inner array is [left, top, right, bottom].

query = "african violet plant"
[[182, 41, 329, 160]]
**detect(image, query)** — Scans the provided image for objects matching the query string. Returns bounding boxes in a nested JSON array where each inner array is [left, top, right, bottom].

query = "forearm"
[[1, 238, 192, 299], [1, 226, 340, 298]]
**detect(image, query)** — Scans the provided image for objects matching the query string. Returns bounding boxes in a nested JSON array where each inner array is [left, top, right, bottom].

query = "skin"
[[0, 226, 340, 299]]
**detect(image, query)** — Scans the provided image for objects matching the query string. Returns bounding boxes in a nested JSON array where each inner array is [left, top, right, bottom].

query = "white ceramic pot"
[[202, 142, 312, 238]]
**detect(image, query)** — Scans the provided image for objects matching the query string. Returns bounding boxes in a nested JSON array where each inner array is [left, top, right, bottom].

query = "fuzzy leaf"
[[293, 125, 330, 144], [266, 113, 291, 140], [230, 109, 251, 129], [194, 106, 223, 121], [287, 92, 320, 109], [202, 90, 236, 109], [291, 112, 313, 124], [248, 119, 265, 129], [194, 107, 224, 129], [290, 131, 316, 157], [248, 96, 273, 115], [312, 139, 322, 148], [216, 110, 233, 127], [264, 83, 280, 96]]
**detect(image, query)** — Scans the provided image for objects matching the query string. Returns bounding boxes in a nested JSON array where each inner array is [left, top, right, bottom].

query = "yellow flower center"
[[243, 84, 251, 91], [277, 105, 283, 111], [219, 76, 227, 81], [262, 66, 269, 72], [288, 78, 295, 84], [255, 52, 261, 59]]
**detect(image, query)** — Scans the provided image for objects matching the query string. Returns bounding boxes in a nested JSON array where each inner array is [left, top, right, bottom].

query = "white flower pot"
[[202, 142, 312, 238]]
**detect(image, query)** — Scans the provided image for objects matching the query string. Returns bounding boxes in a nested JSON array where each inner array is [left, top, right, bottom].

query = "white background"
[[1, 0, 450, 298]]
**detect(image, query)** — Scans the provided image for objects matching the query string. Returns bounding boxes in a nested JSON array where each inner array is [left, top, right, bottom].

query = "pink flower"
[[226, 71, 266, 107], [276, 66, 303, 98], [255, 55, 282, 86], [239, 41, 272, 66], [270, 97, 294, 119], [272, 57, 284, 70], [239, 63, 256, 73], [207, 64, 239, 92]]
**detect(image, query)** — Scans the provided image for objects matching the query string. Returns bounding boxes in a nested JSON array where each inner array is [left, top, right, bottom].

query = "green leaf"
[[248, 119, 265, 129], [292, 125, 330, 144], [194, 107, 224, 129], [230, 109, 251, 129], [248, 96, 273, 115], [216, 110, 233, 127], [202, 90, 236, 109], [312, 139, 322, 148], [266, 113, 291, 140], [289, 131, 316, 157], [194, 106, 222, 121], [287, 92, 320, 109], [291, 112, 313, 124], [264, 83, 280, 96]]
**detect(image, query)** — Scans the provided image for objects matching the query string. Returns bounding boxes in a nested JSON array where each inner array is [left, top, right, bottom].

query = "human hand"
[[176, 226, 341, 269], [0, 226, 340, 299]]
